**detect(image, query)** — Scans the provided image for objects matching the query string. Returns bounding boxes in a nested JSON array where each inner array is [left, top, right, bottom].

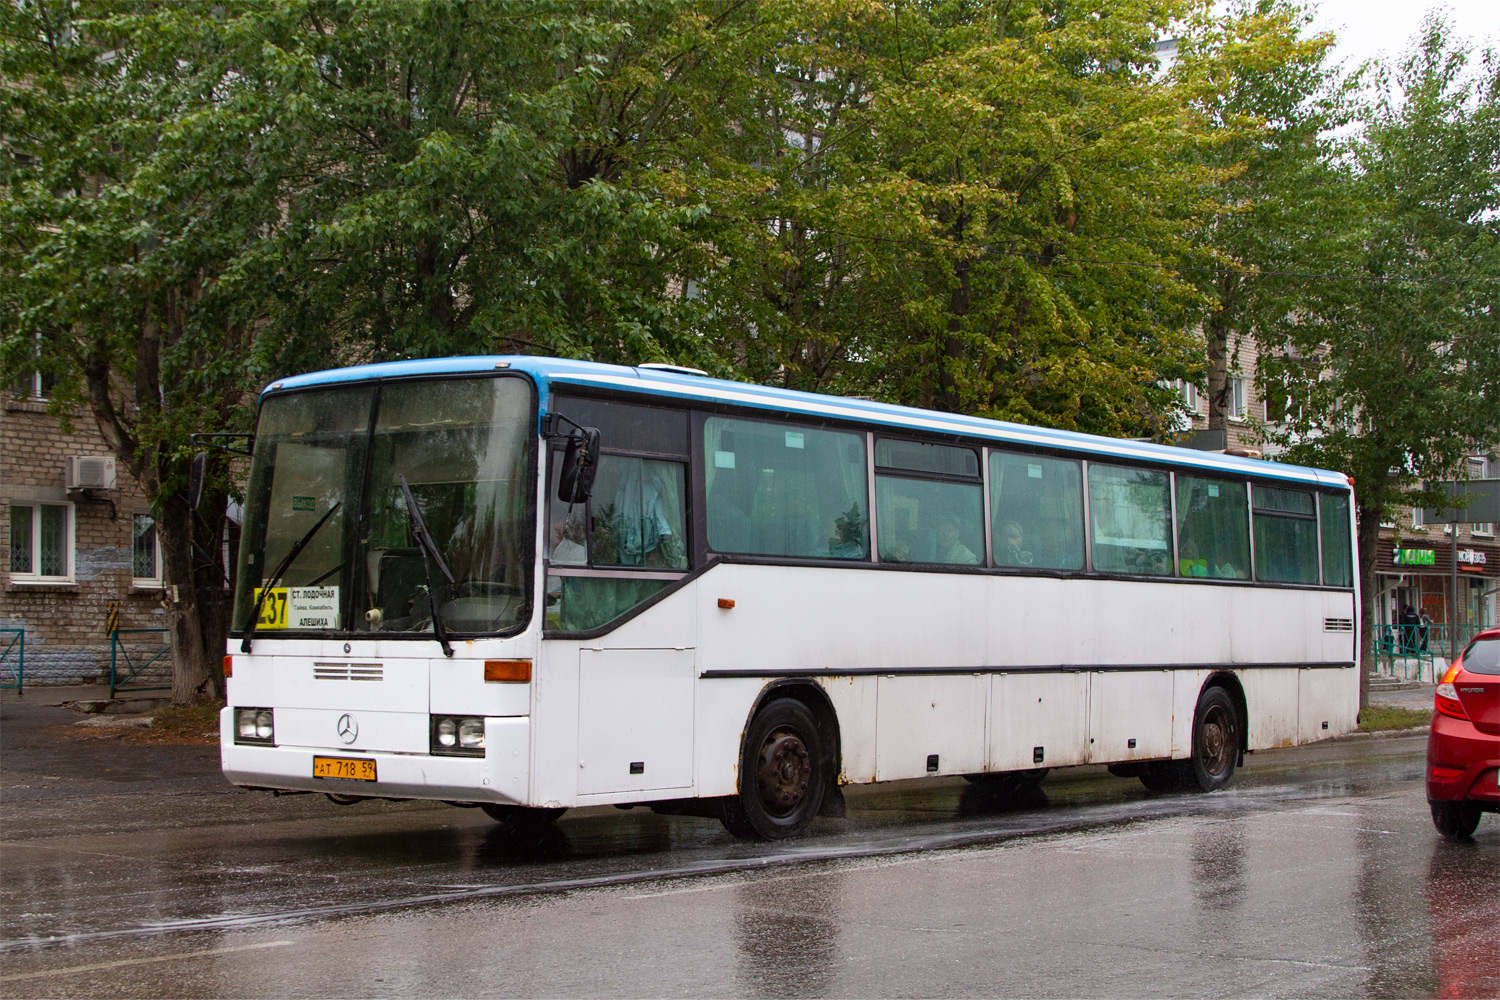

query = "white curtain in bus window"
[[1088, 464, 1172, 576], [588, 457, 686, 569], [875, 477, 983, 564], [1320, 493, 1353, 587], [988, 452, 1084, 570], [703, 417, 868, 559], [1252, 485, 1319, 584], [1173, 475, 1250, 579]]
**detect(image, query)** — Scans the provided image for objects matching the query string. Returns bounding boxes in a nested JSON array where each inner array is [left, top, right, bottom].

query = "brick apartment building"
[[3, 373, 168, 687]]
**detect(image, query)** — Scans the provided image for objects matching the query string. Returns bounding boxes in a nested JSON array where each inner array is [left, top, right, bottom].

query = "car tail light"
[[1436, 663, 1469, 720]]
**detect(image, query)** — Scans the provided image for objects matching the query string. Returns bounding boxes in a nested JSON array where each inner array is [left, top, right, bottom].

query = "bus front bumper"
[[219, 709, 533, 804]]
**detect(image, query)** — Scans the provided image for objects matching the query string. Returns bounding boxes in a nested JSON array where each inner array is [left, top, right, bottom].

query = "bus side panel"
[[875, 675, 988, 780], [700, 565, 988, 673], [1239, 667, 1299, 749], [817, 675, 878, 785], [989, 672, 1090, 771], [1088, 670, 1173, 763], [1170, 669, 1212, 757], [1298, 667, 1357, 743], [576, 648, 695, 797]]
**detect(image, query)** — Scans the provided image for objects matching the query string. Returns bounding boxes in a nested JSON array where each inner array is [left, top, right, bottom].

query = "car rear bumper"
[[220, 709, 534, 804], [1427, 712, 1500, 807]]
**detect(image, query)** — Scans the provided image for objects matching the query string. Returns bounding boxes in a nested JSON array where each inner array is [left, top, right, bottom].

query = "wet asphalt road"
[[1, 701, 1496, 998]]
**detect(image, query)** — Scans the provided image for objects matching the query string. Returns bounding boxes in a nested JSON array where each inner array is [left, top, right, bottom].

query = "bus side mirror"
[[558, 427, 601, 504], [188, 451, 207, 511]]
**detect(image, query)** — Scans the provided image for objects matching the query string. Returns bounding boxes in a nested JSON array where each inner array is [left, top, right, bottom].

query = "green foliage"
[[1259, 16, 1500, 517]]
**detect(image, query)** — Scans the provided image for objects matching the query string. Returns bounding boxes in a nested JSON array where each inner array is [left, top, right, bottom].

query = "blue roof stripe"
[[264, 355, 1347, 489]]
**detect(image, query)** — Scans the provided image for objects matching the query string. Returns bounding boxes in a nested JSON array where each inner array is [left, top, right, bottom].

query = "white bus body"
[[221, 357, 1359, 839]]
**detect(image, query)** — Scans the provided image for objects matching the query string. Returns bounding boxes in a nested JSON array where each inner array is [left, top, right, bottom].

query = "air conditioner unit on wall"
[[65, 455, 117, 491]]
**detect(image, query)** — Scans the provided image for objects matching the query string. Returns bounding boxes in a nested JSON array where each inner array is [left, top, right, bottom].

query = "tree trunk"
[[159, 490, 230, 704], [1205, 306, 1229, 433], [1355, 496, 1384, 711]]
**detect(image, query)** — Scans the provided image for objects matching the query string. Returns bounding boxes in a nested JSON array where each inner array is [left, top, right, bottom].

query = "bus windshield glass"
[[232, 376, 535, 638]]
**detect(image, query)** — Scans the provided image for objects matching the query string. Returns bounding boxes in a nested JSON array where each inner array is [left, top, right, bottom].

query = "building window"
[[10, 332, 57, 400], [1176, 379, 1198, 411], [132, 513, 163, 586], [9, 503, 73, 582], [1228, 377, 1247, 421], [1412, 507, 1426, 529]]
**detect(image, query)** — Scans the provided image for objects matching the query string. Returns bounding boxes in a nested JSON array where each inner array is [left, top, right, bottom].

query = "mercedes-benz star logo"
[[336, 713, 358, 744]]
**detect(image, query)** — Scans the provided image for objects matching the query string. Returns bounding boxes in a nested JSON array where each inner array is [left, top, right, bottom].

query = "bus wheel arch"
[[722, 681, 843, 840]]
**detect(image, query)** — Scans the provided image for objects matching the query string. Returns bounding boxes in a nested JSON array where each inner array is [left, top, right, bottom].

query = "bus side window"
[[1320, 493, 1353, 587], [1253, 485, 1319, 584], [988, 452, 1084, 571], [704, 417, 868, 560], [1088, 465, 1172, 576], [1174, 475, 1249, 580], [875, 476, 983, 565]]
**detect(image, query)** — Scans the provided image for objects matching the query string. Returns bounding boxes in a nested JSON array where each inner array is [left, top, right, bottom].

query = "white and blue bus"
[[220, 356, 1359, 839]]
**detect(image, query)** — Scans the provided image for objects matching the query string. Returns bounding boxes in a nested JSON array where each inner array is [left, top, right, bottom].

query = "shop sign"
[[1393, 547, 1436, 566], [1458, 549, 1488, 572]]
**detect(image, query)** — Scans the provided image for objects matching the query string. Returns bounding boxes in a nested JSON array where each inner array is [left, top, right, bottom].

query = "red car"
[[1427, 627, 1500, 838]]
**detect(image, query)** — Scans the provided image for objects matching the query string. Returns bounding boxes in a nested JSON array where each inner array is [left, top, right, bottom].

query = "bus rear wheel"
[[721, 698, 827, 841], [1184, 686, 1239, 792]]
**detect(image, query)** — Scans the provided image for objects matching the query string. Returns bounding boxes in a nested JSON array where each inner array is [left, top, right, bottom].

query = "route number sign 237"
[[252, 587, 340, 630]]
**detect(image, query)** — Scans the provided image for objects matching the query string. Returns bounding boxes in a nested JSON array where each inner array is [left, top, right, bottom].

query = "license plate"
[[313, 756, 377, 781]]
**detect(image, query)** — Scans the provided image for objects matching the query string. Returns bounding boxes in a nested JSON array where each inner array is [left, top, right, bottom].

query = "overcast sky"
[[1307, 0, 1500, 73]]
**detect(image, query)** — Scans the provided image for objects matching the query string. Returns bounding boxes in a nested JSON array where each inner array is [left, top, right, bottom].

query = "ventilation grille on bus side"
[[1323, 618, 1354, 633], [312, 662, 383, 682]]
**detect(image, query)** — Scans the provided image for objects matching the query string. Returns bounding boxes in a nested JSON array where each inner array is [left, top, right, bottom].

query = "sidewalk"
[[0, 683, 171, 711]]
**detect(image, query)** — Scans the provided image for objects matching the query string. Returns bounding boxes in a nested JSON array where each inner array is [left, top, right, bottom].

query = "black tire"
[[480, 804, 566, 829], [721, 698, 827, 841], [1184, 686, 1239, 792], [1430, 801, 1482, 839], [1139, 761, 1188, 793]]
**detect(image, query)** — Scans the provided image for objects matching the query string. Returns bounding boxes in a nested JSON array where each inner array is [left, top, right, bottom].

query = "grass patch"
[[1359, 705, 1430, 732], [148, 701, 223, 743]]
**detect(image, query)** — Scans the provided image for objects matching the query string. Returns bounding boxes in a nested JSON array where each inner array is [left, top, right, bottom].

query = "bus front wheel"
[[721, 698, 827, 841], [1185, 686, 1239, 792]]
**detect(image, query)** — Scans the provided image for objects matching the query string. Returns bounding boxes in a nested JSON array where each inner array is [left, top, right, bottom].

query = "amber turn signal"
[[484, 659, 531, 683], [222, 655, 233, 678], [717, 598, 735, 609]]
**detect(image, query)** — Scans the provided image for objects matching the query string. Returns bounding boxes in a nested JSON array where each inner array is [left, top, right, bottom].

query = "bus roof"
[[264, 355, 1350, 489]]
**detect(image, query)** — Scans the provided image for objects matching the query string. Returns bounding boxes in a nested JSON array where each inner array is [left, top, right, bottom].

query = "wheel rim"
[[756, 729, 811, 818], [1198, 704, 1233, 777]]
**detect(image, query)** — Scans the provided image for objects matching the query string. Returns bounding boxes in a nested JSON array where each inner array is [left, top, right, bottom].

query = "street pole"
[[1450, 504, 1460, 665]]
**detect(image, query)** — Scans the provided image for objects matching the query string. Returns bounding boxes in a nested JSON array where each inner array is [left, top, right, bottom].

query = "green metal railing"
[[0, 628, 22, 694], [1374, 628, 1436, 682], [109, 628, 170, 697], [1373, 622, 1492, 683]]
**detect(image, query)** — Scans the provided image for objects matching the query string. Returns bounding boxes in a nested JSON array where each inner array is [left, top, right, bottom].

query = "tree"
[[1257, 17, 1500, 706], [1170, 0, 1354, 435], [686, 0, 1221, 437]]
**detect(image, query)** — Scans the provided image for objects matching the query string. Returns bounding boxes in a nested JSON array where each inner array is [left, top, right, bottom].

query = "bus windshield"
[[232, 376, 535, 639]]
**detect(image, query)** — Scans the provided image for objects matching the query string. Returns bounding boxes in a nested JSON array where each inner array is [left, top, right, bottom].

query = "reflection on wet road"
[[2, 721, 1496, 998]]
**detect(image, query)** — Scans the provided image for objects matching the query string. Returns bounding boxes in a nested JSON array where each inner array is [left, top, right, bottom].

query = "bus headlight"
[[235, 707, 274, 745], [431, 716, 485, 756]]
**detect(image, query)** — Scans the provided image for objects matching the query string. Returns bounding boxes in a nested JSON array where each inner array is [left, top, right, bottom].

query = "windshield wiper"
[[399, 475, 456, 657], [241, 502, 341, 653]]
